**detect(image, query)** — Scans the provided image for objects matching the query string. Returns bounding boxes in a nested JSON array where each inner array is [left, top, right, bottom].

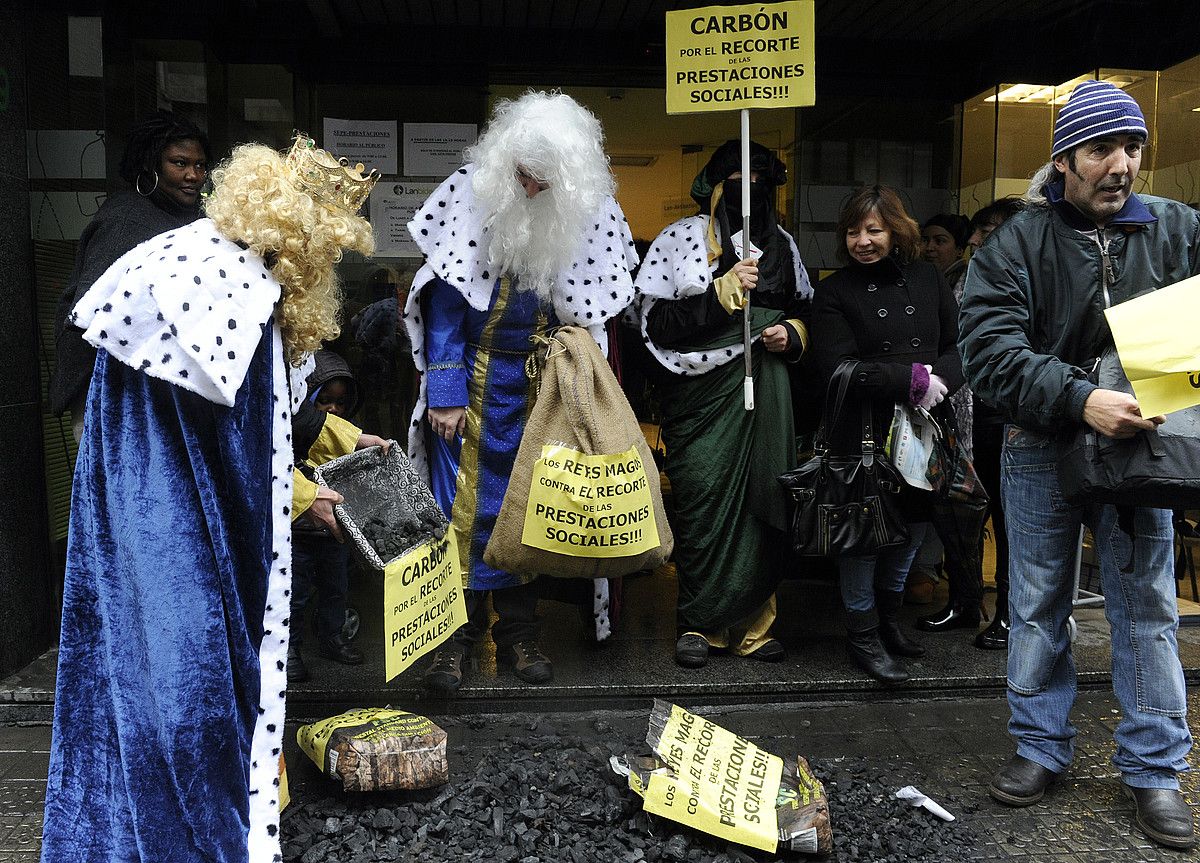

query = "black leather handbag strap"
[[816, 359, 878, 463]]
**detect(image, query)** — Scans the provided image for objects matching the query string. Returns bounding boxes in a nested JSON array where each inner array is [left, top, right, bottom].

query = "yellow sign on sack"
[[664, 1, 815, 115], [382, 534, 467, 681], [521, 445, 660, 558], [644, 704, 783, 852], [1105, 273, 1200, 418], [297, 708, 437, 775]]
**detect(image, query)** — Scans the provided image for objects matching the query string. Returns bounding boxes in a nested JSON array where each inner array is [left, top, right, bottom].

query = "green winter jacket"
[[958, 185, 1200, 434]]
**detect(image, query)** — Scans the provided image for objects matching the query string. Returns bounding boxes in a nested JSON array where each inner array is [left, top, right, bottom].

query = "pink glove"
[[918, 373, 948, 409]]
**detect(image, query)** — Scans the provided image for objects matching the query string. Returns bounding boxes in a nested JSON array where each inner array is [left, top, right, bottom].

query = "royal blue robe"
[[42, 220, 294, 863]]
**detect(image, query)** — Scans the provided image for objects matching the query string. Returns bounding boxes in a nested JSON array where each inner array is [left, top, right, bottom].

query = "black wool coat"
[[810, 255, 964, 456]]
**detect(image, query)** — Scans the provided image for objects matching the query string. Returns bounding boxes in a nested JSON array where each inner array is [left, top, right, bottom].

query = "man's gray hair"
[[1024, 161, 1061, 207]]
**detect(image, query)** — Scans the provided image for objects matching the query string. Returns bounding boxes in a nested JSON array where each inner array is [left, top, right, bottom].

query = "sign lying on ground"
[[664, 1, 815, 114]]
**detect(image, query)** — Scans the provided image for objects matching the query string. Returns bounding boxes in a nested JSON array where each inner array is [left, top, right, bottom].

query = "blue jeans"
[[1002, 426, 1190, 788], [838, 522, 930, 612]]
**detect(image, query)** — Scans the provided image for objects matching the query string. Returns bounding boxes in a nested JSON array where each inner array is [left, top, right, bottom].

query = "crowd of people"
[[40, 77, 1200, 858]]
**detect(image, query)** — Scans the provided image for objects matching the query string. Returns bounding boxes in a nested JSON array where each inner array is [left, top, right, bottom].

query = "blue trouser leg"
[[838, 522, 930, 612], [1095, 504, 1191, 788], [1002, 427, 1190, 784]]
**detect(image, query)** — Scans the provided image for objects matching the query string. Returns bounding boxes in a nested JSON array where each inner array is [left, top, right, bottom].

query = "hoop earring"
[[136, 170, 159, 197]]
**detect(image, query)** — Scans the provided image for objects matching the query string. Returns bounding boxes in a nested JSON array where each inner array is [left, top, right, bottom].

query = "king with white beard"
[[403, 91, 638, 692]]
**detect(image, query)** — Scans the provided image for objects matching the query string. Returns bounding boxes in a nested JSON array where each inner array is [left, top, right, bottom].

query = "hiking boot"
[[423, 648, 465, 693], [500, 641, 553, 684], [674, 633, 710, 668]]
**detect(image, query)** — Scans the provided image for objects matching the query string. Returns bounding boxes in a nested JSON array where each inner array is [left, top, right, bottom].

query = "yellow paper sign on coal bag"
[[521, 445, 660, 558], [1105, 273, 1200, 417], [383, 534, 467, 682], [664, 0, 815, 115], [645, 704, 783, 852]]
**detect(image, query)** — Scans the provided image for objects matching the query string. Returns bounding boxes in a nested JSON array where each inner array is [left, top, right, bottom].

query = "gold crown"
[[284, 133, 380, 214]]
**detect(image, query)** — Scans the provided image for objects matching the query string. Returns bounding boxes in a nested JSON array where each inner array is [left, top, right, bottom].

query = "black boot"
[[975, 584, 1010, 649], [876, 591, 925, 657], [286, 642, 309, 684], [846, 609, 908, 683], [916, 601, 980, 632]]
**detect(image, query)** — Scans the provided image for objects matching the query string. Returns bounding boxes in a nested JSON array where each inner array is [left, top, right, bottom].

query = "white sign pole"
[[741, 108, 755, 411]]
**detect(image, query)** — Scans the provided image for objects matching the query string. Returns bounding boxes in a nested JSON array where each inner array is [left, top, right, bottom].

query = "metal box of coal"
[[312, 442, 448, 570]]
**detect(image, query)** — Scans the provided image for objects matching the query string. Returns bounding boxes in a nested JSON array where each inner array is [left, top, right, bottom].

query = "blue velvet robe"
[[42, 220, 294, 863], [424, 276, 549, 590]]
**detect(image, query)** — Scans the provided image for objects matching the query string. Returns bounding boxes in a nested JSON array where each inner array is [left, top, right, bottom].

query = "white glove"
[[918, 373, 948, 410]]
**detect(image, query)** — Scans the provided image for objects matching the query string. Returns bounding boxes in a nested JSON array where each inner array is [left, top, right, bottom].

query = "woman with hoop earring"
[[49, 109, 211, 440]]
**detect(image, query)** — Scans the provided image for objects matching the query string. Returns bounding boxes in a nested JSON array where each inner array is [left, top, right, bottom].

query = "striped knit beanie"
[[1052, 80, 1147, 157]]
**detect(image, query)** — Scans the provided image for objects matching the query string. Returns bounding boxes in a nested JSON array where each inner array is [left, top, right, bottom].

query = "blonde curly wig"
[[204, 143, 375, 365]]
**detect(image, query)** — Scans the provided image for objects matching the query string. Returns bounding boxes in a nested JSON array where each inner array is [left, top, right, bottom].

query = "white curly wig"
[[467, 91, 614, 300]]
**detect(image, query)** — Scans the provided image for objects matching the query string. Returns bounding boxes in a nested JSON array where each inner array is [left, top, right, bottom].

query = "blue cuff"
[[427, 363, 468, 408]]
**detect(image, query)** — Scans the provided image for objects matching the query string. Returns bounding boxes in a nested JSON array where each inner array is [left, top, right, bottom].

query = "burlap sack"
[[484, 326, 673, 578]]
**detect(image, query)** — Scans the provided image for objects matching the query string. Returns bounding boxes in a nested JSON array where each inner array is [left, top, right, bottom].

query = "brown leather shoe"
[[423, 648, 465, 693], [499, 641, 553, 684]]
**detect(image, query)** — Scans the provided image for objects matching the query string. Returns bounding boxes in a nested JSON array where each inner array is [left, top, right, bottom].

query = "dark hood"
[[690, 139, 787, 212], [305, 349, 361, 417]]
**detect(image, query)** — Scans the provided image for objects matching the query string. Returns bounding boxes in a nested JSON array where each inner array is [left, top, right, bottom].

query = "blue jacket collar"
[[1044, 179, 1157, 230]]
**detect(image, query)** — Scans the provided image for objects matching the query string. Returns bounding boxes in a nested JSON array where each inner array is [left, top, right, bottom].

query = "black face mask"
[[722, 179, 772, 235]]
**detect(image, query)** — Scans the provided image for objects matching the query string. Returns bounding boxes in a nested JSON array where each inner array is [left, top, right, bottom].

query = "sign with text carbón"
[[665, 1, 815, 115], [382, 534, 467, 681]]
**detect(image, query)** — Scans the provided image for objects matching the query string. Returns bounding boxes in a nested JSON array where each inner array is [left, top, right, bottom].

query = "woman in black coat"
[[810, 185, 964, 683], [49, 110, 211, 438]]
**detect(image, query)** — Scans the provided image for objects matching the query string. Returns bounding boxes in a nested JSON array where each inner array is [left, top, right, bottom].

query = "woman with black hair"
[[49, 109, 211, 438]]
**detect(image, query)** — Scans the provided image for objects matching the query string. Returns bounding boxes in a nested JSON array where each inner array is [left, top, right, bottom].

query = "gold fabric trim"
[[448, 277, 513, 586], [702, 593, 777, 654]]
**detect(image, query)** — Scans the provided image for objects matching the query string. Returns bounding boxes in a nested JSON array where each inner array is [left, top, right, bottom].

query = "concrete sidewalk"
[[4, 691, 1200, 861]]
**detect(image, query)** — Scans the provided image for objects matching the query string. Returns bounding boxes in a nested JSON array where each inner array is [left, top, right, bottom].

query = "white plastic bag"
[[886, 404, 936, 491]]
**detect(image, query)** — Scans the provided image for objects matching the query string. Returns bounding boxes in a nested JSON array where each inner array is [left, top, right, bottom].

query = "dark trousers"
[[450, 582, 539, 651], [973, 422, 1009, 593], [291, 531, 350, 642]]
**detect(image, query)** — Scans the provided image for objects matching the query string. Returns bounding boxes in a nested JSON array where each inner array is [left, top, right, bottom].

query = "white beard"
[[478, 186, 592, 304]]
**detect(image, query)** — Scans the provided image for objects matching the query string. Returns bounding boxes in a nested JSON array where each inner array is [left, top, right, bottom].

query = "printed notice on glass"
[[369, 181, 438, 257], [323, 118, 398, 175], [403, 123, 478, 177]]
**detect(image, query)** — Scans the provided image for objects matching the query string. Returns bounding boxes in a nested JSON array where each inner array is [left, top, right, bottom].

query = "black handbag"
[[1058, 348, 1200, 508], [778, 360, 910, 557]]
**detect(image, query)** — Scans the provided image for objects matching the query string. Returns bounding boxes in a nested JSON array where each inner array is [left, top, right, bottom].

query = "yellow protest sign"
[[521, 445, 660, 558], [665, 1, 815, 115], [382, 534, 467, 681], [643, 703, 783, 852], [1105, 273, 1200, 417]]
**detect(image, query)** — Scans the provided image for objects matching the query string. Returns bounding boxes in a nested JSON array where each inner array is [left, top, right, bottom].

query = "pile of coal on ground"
[[281, 720, 984, 863]]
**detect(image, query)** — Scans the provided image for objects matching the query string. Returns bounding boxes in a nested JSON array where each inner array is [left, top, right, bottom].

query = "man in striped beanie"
[[959, 80, 1200, 849]]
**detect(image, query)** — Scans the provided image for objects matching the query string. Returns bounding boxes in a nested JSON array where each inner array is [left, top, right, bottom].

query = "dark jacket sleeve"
[[645, 285, 732, 349], [958, 241, 1094, 432], [810, 282, 912, 402], [291, 398, 327, 463], [930, 269, 965, 393]]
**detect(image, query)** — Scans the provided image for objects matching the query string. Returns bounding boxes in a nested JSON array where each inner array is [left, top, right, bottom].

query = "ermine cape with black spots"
[[42, 218, 297, 863]]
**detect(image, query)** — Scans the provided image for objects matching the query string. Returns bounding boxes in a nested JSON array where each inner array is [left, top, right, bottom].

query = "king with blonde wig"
[[205, 142, 375, 365]]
